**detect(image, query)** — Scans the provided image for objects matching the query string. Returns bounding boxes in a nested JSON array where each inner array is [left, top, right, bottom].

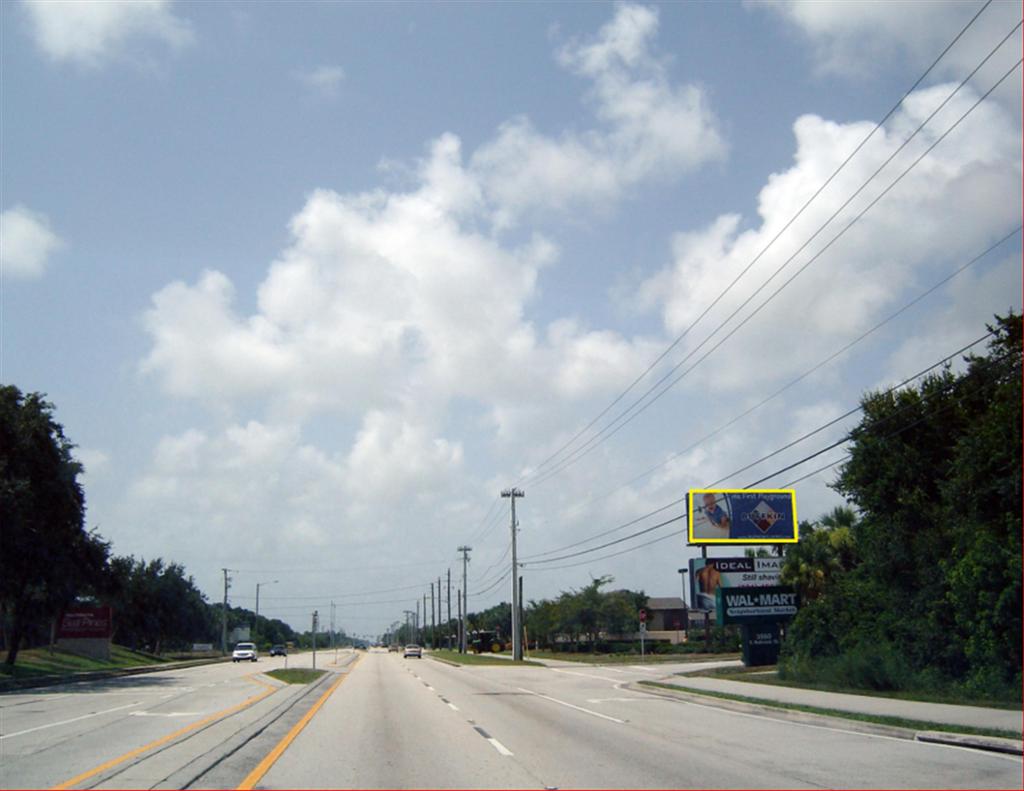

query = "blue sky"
[[3, 0, 1021, 638]]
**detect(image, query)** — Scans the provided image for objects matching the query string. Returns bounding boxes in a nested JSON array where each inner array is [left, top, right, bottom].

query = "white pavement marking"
[[0, 701, 144, 740], [549, 668, 623, 684], [129, 711, 204, 717], [488, 737, 514, 756], [517, 687, 626, 724], [426, 685, 435, 691], [586, 697, 663, 704], [447, 702, 460, 711]]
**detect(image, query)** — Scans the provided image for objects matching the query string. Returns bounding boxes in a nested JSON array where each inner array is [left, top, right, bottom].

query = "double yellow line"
[[51, 675, 276, 790], [237, 654, 361, 790]]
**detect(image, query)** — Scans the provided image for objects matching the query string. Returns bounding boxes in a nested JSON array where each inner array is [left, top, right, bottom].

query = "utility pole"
[[457, 546, 471, 652], [446, 569, 452, 647], [415, 599, 420, 643], [430, 583, 436, 650], [501, 488, 525, 661], [403, 609, 414, 645], [331, 600, 337, 660], [312, 610, 318, 670], [456, 588, 462, 653], [255, 579, 278, 645], [221, 568, 234, 655]]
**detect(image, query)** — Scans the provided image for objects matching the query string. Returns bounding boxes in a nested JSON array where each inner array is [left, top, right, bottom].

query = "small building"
[[643, 596, 689, 644]]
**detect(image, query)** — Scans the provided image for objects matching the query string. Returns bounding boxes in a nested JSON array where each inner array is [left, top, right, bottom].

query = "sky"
[[3, 0, 1021, 640]]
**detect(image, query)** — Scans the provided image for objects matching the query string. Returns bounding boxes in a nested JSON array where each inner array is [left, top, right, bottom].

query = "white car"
[[403, 644, 422, 658], [232, 642, 258, 662]]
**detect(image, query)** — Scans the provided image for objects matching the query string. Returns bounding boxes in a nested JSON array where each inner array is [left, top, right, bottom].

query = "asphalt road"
[[1, 649, 1020, 789]]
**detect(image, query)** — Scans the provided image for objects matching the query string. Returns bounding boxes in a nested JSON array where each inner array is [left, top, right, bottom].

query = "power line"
[[581, 226, 1021, 506], [524, 230, 1019, 555], [521, 330, 1005, 565], [524, 359, 1008, 573], [513, 3, 1002, 487], [524, 41, 1023, 490]]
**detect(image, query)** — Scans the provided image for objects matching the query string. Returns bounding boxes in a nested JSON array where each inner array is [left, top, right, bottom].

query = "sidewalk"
[[655, 673, 1022, 734]]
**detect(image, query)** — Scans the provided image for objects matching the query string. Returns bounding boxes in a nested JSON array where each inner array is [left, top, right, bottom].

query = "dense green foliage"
[[523, 576, 647, 651], [0, 387, 110, 666], [780, 315, 1021, 699]]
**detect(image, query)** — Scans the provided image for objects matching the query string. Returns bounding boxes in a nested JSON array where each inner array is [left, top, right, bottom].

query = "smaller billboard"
[[690, 556, 782, 611], [716, 586, 799, 625], [688, 490, 798, 544], [57, 607, 112, 639]]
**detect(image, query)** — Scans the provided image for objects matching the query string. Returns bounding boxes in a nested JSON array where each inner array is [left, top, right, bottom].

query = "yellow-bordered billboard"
[[688, 489, 798, 544]]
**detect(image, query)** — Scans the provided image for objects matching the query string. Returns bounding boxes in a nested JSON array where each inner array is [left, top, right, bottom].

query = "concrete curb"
[[0, 656, 234, 692], [915, 731, 1023, 756], [634, 681, 1023, 754]]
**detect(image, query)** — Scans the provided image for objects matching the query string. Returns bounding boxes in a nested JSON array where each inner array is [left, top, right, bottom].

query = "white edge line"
[[488, 737, 514, 756], [517, 687, 625, 724], [0, 701, 144, 740], [640, 687, 1023, 762], [549, 668, 624, 684]]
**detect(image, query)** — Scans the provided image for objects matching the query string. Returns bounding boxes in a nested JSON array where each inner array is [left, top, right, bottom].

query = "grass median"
[[429, 650, 542, 666], [0, 645, 172, 681], [639, 680, 1022, 740], [265, 668, 327, 684]]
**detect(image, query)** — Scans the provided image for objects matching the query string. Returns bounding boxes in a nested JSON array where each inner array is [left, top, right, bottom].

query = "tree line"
[[779, 314, 1021, 699], [0, 386, 304, 665]]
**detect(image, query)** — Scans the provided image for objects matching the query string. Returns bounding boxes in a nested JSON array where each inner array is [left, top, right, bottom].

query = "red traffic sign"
[[638, 609, 647, 622]]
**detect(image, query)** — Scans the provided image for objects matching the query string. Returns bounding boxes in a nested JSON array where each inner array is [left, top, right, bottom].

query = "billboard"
[[716, 586, 799, 625], [57, 607, 112, 639], [690, 556, 782, 611], [688, 489, 798, 544]]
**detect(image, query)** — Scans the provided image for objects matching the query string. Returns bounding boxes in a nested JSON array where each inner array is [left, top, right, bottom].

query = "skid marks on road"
[[405, 665, 515, 758], [48, 673, 278, 790]]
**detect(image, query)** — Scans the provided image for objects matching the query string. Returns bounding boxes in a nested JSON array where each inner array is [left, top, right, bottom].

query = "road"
[[1, 649, 1019, 789]]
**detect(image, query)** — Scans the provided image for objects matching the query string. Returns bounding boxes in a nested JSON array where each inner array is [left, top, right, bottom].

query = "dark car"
[[269, 644, 287, 657]]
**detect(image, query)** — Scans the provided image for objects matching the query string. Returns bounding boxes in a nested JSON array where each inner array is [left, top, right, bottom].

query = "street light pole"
[[677, 568, 688, 607], [255, 580, 279, 644]]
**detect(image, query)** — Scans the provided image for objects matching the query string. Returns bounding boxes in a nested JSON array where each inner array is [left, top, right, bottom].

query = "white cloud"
[[21, 0, 193, 66], [141, 132, 657, 422], [294, 65, 345, 97], [751, 0, 1023, 81], [637, 82, 1021, 393], [470, 3, 725, 224], [75, 447, 111, 481], [876, 252, 1022, 391], [0, 205, 64, 278], [120, 413, 469, 567]]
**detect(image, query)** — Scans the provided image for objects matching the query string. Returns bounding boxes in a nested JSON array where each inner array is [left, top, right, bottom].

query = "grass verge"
[[526, 650, 740, 665], [429, 650, 542, 666], [0, 645, 171, 679], [265, 668, 326, 684], [639, 681, 1022, 740], [684, 666, 1022, 710]]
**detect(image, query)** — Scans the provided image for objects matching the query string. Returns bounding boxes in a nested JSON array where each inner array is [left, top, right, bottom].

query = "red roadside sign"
[[638, 609, 647, 623], [57, 607, 112, 639]]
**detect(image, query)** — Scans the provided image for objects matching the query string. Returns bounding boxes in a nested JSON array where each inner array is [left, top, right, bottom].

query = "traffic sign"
[[638, 609, 647, 622]]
